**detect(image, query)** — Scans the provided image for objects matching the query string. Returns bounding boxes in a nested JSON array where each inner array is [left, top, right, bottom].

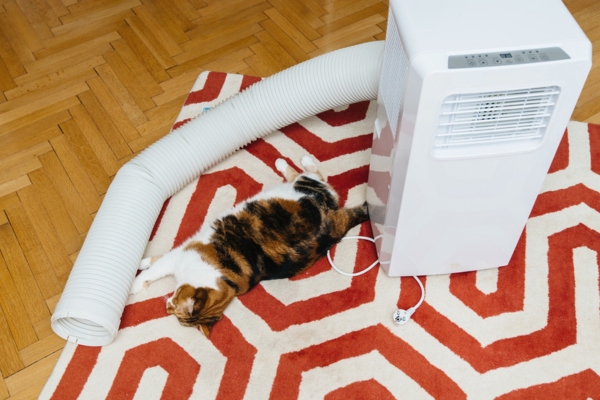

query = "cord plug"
[[392, 308, 415, 325], [392, 276, 425, 326]]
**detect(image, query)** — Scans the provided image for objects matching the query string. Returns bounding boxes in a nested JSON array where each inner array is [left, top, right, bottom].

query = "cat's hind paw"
[[275, 158, 288, 174], [275, 158, 300, 182], [301, 155, 318, 173]]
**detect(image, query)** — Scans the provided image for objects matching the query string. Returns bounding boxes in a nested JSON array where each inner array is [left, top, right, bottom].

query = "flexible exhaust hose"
[[51, 41, 385, 346]]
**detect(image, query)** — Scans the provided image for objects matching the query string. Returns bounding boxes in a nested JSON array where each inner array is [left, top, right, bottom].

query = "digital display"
[[449, 48, 569, 69]]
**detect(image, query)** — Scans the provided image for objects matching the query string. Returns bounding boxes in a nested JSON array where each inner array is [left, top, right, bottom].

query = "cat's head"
[[166, 281, 235, 337]]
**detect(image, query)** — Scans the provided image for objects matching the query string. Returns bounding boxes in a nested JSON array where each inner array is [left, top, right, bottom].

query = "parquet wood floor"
[[0, 0, 597, 398]]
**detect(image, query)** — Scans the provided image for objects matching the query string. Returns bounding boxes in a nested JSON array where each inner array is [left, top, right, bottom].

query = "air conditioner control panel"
[[448, 47, 569, 69]]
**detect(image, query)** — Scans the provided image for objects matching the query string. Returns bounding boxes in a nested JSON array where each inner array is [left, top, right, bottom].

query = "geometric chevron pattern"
[[40, 72, 600, 399]]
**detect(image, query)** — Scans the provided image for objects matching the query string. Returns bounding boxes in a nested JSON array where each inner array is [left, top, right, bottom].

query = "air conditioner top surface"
[[391, 0, 590, 58]]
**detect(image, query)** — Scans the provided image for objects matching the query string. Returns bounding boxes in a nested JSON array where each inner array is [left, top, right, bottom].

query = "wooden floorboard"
[[0, 0, 598, 398]]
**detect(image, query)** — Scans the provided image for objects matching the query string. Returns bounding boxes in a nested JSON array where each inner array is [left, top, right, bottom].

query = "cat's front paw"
[[130, 276, 150, 294], [139, 257, 152, 270]]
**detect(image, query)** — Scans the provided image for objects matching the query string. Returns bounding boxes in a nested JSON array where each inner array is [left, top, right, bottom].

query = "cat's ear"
[[192, 288, 210, 315], [199, 323, 213, 338], [193, 283, 236, 337]]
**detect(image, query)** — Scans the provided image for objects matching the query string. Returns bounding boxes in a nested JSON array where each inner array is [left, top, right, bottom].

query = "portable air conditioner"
[[367, 0, 591, 277]]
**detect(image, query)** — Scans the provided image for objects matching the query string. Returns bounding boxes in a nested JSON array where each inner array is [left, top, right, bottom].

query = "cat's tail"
[[329, 201, 369, 240], [346, 201, 369, 227]]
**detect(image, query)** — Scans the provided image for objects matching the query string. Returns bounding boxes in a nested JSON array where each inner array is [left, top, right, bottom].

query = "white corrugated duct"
[[51, 41, 385, 346]]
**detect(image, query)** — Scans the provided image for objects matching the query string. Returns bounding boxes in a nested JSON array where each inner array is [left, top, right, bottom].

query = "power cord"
[[327, 235, 425, 326], [327, 235, 379, 277], [391, 276, 424, 325]]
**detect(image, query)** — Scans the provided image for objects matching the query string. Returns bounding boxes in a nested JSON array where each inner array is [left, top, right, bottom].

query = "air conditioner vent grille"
[[433, 86, 560, 157], [380, 12, 409, 136]]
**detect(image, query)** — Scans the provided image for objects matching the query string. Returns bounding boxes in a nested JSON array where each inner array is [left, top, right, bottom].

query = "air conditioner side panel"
[[368, 64, 425, 275]]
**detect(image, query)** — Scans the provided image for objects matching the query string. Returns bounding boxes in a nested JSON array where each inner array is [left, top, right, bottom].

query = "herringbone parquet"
[[0, 0, 597, 398]]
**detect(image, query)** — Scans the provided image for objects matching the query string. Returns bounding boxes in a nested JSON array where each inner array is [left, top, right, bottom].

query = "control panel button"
[[448, 47, 569, 69]]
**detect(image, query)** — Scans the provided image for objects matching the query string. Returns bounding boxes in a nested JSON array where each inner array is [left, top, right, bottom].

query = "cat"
[[130, 155, 369, 337]]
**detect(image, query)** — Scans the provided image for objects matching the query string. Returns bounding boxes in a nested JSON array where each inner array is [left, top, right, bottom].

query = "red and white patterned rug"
[[41, 72, 600, 399]]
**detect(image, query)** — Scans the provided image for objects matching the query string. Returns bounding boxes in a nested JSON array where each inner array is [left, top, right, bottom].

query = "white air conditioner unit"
[[367, 0, 591, 277]]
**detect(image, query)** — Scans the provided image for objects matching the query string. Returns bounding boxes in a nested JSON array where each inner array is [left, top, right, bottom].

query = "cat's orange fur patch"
[[167, 281, 236, 337]]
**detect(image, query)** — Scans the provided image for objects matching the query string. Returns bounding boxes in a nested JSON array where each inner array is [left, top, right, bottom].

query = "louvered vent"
[[432, 86, 560, 158], [380, 12, 409, 137]]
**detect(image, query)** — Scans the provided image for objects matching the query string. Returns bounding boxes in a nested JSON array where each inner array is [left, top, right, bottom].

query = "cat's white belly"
[[174, 250, 221, 290], [219, 182, 303, 217], [251, 182, 303, 202]]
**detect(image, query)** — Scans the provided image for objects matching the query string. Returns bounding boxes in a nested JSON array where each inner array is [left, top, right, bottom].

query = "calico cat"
[[130, 156, 368, 337]]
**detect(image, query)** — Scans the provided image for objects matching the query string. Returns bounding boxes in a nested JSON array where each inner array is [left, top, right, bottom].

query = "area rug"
[[41, 72, 600, 399]]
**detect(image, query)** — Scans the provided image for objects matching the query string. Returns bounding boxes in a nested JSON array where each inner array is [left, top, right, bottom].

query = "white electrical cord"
[[327, 236, 379, 277], [327, 235, 425, 325]]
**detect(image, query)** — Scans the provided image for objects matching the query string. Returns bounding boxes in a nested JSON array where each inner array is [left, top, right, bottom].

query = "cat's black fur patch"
[[208, 176, 368, 293]]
